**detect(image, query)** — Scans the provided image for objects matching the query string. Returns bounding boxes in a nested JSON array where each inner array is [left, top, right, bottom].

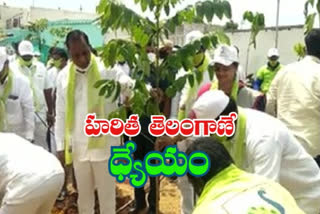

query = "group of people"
[[0, 26, 319, 214]]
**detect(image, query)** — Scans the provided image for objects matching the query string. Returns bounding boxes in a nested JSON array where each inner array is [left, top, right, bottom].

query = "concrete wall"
[[227, 25, 305, 76], [0, 5, 28, 29], [0, 5, 96, 29], [29, 7, 97, 23]]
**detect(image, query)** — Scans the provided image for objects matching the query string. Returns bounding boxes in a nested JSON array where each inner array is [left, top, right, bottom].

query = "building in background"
[[0, 4, 96, 29]]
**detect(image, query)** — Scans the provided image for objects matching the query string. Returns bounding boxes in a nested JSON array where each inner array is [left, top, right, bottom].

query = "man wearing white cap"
[[0, 132, 64, 214], [10, 40, 54, 150], [266, 29, 320, 162], [188, 90, 320, 214], [0, 46, 34, 141], [253, 48, 283, 94], [203, 45, 265, 110]]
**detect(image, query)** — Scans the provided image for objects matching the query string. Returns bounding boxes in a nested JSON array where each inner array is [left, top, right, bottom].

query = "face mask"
[[193, 52, 205, 67], [148, 53, 156, 63], [269, 59, 278, 67], [53, 59, 62, 69], [18, 57, 33, 67], [75, 58, 92, 73]]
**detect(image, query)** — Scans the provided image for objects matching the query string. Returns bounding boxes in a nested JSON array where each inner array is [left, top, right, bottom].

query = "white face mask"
[[75, 59, 92, 73], [148, 53, 156, 63]]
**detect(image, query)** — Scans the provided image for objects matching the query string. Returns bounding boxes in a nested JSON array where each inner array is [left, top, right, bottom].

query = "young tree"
[[26, 18, 48, 52], [96, 0, 233, 120]]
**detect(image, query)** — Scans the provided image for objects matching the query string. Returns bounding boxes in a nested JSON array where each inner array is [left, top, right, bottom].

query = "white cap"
[[191, 90, 229, 119], [267, 48, 279, 58], [185, 30, 204, 45], [18, 40, 34, 56], [0, 47, 8, 71], [212, 45, 239, 66]]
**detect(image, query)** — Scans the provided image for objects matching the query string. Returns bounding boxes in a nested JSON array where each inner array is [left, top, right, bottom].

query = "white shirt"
[[55, 61, 133, 162], [47, 66, 59, 90], [242, 108, 320, 213], [266, 56, 320, 157], [0, 71, 34, 140], [10, 60, 53, 118], [0, 133, 64, 205]]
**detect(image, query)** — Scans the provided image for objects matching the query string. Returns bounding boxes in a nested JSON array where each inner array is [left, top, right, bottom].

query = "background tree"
[[26, 18, 48, 52], [49, 26, 73, 47]]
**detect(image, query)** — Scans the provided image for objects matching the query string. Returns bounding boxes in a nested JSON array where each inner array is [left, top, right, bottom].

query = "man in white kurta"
[[191, 90, 320, 214], [0, 47, 34, 141], [55, 30, 133, 214], [266, 29, 320, 159], [11, 40, 54, 150], [0, 133, 64, 214]]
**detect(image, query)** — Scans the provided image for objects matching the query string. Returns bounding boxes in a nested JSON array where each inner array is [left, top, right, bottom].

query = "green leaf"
[[204, 1, 214, 22], [210, 34, 218, 48], [105, 81, 115, 99], [182, 56, 194, 71], [195, 70, 203, 84], [215, 2, 224, 19], [188, 73, 195, 88], [167, 54, 181, 70], [221, 1, 232, 19], [208, 64, 215, 81], [176, 75, 187, 91], [99, 83, 109, 96], [201, 36, 211, 49], [257, 14, 265, 26], [305, 13, 316, 34], [108, 41, 118, 66], [112, 82, 121, 102], [243, 11, 254, 22], [94, 79, 108, 88], [141, 0, 148, 12], [165, 4, 170, 16], [196, 2, 205, 20]]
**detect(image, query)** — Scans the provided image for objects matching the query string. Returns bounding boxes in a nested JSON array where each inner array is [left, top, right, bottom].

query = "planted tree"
[[96, 0, 234, 120]]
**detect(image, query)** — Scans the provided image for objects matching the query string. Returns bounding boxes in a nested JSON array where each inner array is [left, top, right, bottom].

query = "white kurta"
[[54, 62, 130, 161], [266, 56, 320, 157], [55, 59, 133, 214], [0, 133, 64, 205], [241, 108, 320, 214], [10, 60, 53, 150], [0, 71, 34, 140]]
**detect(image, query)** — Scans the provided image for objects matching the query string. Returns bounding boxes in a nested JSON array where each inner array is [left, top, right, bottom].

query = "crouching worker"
[[186, 137, 305, 214], [0, 133, 64, 214]]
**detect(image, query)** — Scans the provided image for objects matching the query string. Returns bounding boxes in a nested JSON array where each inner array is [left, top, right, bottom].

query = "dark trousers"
[[129, 132, 156, 211]]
